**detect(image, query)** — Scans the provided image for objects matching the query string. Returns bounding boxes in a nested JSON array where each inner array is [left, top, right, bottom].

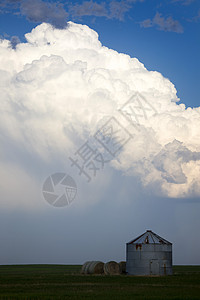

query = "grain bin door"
[[150, 260, 159, 275]]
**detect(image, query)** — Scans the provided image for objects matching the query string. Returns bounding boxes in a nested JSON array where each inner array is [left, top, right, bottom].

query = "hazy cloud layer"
[[69, 0, 134, 21], [69, 1, 108, 19], [140, 12, 184, 33], [0, 0, 68, 28], [172, 0, 196, 5], [69, 0, 145, 21], [20, 0, 68, 29], [1, 0, 190, 32], [1, 0, 141, 23], [0, 0, 21, 8], [0, 0, 147, 25], [0, 21, 200, 211], [109, 1, 132, 21]]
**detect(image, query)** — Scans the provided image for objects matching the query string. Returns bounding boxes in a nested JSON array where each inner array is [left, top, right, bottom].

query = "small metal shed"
[[126, 230, 172, 276]]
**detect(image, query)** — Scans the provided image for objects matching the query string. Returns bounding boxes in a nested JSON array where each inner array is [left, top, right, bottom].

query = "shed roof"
[[127, 230, 172, 245]]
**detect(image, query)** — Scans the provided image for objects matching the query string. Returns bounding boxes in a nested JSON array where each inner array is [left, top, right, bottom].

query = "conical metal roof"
[[127, 230, 172, 245]]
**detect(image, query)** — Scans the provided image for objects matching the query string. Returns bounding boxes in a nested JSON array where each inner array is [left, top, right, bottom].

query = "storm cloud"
[[0, 22, 200, 211]]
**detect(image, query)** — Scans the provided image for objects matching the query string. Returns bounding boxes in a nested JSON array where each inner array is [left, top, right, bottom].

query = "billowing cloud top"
[[0, 22, 200, 205]]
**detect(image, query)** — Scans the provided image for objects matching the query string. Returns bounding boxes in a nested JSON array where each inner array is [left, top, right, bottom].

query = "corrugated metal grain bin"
[[126, 230, 172, 276]]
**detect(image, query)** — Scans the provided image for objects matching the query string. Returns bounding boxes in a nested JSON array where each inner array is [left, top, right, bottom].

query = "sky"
[[0, 0, 200, 266]]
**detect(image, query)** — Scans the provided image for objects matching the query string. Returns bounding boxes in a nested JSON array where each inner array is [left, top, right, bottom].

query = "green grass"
[[0, 265, 199, 299]]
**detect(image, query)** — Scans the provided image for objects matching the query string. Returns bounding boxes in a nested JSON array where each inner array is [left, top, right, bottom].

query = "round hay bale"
[[85, 261, 93, 274], [104, 261, 120, 275], [88, 261, 104, 274], [119, 261, 126, 274], [85, 261, 94, 274], [81, 261, 91, 274]]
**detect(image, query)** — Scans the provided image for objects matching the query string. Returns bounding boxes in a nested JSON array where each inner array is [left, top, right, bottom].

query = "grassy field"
[[0, 265, 199, 299]]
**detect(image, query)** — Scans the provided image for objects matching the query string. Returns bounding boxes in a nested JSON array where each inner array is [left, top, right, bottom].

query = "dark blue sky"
[[0, 0, 199, 108]]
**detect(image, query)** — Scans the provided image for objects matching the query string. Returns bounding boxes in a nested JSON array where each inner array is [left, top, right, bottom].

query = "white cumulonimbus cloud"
[[0, 21, 200, 203]]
